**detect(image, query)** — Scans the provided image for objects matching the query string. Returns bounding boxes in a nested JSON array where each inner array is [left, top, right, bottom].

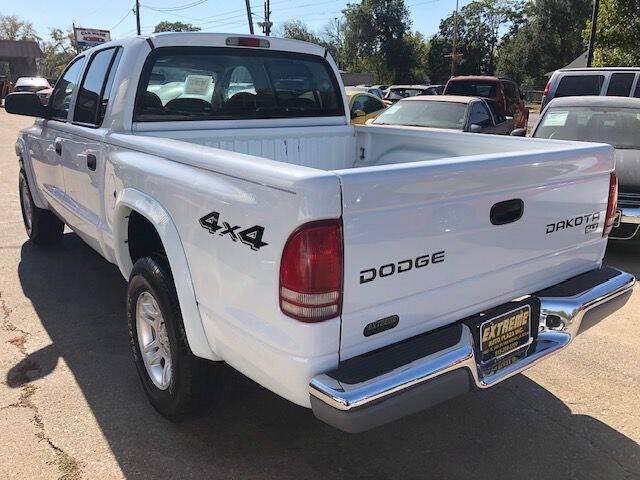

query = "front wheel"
[[127, 256, 216, 420], [19, 170, 64, 246]]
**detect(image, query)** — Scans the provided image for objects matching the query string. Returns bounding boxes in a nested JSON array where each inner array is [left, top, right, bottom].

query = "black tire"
[[19, 170, 64, 246], [127, 256, 215, 421]]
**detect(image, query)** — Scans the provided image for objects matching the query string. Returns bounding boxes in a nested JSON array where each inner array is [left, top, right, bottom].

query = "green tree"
[[581, 0, 640, 66], [153, 21, 201, 33], [279, 20, 322, 44], [426, 0, 523, 83], [0, 14, 39, 41], [40, 28, 76, 79], [497, 0, 592, 87]]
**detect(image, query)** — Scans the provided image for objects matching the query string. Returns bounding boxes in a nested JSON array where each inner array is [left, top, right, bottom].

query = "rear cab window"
[[555, 75, 604, 98], [134, 47, 344, 121]]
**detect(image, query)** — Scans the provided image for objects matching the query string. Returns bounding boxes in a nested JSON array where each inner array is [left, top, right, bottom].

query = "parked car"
[[345, 85, 384, 99], [13, 77, 51, 93], [444, 76, 529, 129], [529, 96, 640, 240], [371, 95, 514, 134], [542, 67, 640, 109], [358, 83, 388, 92], [5, 33, 633, 433], [383, 84, 439, 102], [345, 89, 387, 124], [36, 87, 53, 106], [0, 77, 13, 105]]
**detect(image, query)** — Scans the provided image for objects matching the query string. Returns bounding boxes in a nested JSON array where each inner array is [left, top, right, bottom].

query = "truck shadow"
[[8, 233, 640, 479]]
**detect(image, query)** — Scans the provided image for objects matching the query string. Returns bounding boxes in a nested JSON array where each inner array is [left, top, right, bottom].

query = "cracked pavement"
[[0, 109, 639, 479]]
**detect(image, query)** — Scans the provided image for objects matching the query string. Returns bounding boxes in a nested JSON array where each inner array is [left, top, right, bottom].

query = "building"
[[0, 40, 44, 82]]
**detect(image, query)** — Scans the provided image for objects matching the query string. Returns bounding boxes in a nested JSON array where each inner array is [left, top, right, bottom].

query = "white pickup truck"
[[6, 33, 634, 433]]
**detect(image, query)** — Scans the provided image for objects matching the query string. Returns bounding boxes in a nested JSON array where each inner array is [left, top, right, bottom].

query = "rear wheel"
[[127, 256, 216, 420], [19, 170, 64, 246]]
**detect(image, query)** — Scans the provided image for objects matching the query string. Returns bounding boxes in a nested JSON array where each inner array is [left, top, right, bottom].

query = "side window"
[[502, 81, 517, 100], [74, 47, 119, 125], [555, 75, 604, 97], [606, 73, 635, 97], [49, 57, 86, 121], [470, 101, 492, 127], [351, 95, 366, 114], [486, 101, 506, 124], [635, 78, 640, 98], [362, 95, 383, 114]]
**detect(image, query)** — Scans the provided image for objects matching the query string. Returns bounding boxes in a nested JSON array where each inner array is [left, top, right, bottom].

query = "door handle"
[[86, 153, 97, 171], [490, 199, 524, 225], [54, 140, 62, 156]]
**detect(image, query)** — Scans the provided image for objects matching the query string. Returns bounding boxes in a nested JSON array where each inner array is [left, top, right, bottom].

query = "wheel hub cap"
[[136, 292, 172, 390]]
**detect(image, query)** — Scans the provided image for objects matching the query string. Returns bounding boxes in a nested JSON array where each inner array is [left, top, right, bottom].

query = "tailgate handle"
[[490, 199, 524, 225]]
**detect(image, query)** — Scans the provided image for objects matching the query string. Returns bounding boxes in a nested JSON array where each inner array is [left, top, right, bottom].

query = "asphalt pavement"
[[0, 109, 639, 480]]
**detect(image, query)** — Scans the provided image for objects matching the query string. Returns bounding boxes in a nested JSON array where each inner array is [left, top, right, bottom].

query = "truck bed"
[[115, 125, 614, 362]]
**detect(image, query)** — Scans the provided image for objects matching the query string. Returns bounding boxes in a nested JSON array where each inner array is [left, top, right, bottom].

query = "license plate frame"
[[479, 304, 533, 364]]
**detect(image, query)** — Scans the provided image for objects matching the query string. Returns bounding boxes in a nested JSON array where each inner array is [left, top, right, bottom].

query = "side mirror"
[[469, 123, 483, 133], [5, 92, 46, 118], [510, 128, 527, 137], [351, 109, 366, 119]]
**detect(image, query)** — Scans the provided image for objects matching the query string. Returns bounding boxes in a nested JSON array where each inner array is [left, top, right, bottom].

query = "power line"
[[110, 10, 132, 30], [142, 0, 208, 12]]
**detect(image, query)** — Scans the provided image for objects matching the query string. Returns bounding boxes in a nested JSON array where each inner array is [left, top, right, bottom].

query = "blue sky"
[[4, 0, 470, 42]]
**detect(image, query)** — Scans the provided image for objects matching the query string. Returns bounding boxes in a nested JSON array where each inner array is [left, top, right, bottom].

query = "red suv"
[[444, 76, 529, 129]]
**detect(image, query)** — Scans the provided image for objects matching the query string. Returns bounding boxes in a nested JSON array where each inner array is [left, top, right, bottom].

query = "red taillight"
[[280, 220, 343, 322], [225, 37, 270, 48], [603, 172, 618, 237], [543, 80, 551, 98]]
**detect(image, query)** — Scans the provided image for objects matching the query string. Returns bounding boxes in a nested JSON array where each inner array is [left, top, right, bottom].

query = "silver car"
[[530, 95, 640, 240]]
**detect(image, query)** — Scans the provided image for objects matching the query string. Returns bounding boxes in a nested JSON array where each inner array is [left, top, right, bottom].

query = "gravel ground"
[[0, 109, 638, 480]]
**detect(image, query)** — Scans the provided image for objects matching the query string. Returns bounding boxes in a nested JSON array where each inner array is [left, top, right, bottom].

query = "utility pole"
[[245, 0, 254, 34], [450, 0, 459, 77], [258, 0, 272, 36], [134, 0, 141, 35], [586, 0, 600, 67], [72, 22, 80, 54]]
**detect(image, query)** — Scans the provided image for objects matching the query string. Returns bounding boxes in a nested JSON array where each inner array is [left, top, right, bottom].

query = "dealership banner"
[[74, 27, 111, 47]]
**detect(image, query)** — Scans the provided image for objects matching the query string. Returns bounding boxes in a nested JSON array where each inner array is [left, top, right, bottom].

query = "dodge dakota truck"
[[5, 33, 634, 433]]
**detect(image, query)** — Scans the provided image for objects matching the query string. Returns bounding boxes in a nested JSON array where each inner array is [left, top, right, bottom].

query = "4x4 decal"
[[199, 212, 268, 251]]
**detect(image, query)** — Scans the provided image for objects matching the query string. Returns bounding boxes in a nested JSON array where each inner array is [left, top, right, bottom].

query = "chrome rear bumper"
[[309, 267, 634, 433], [618, 207, 640, 225]]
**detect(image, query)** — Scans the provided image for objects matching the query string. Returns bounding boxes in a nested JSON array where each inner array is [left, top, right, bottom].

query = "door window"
[[74, 47, 120, 125], [486, 100, 506, 124], [555, 75, 604, 97], [49, 57, 86, 121], [635, 79, 640, 98], [361, 95, 384, 114], [470, 101, 492, 127], [606, 73, 635, 97], [351, 94, 367, 116]]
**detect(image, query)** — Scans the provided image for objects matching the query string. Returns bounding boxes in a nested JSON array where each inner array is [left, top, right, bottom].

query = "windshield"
[[533, 106, 640, 149], [373, 100, 467, 129], [135, 47, 344, 121]]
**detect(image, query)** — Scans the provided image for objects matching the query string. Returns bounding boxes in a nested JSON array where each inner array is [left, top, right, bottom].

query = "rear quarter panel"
[[105, 135, 343, 406]]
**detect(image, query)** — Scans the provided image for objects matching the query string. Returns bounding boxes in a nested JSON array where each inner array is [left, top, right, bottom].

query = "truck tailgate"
[[335, 144, 614, 359]]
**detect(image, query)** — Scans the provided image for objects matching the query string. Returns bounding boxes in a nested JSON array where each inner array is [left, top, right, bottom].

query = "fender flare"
[[113, 188, 220, 361], [15, 137, 48, 209]]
